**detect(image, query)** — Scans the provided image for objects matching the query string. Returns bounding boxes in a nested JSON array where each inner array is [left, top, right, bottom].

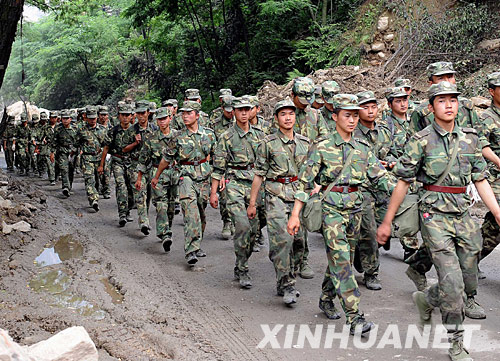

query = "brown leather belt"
[[229, 164, 254, 170], [152, 163, 174, 169], [110, 153, 125, 159], [180, 157, 208, 166], [423, 184, 467, 193], [268, 176, 298, 184], [322, 185, 359, 193]]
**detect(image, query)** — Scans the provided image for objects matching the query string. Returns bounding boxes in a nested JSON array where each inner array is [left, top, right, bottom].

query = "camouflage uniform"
[[162, 101, 216, 257], [51, 111, 78, 191], [14, 116, 31, 175], [395, 82, 487, 344], [97, 106, 112, 198], [44, 112, 59, 183], [209, 88, 232, 123], [295, 94, 393, 324], [255, 108, 310, 293], [185, 88, 210, 127], [321, 80, 341, 133], [3, 116, 16, 171], [29, 115, 43, 175], [394, 78, 418, 116]]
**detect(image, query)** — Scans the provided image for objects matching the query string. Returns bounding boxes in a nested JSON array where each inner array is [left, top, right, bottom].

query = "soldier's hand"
[[219, 176, 226, 191], [247, 204, 256, 219], [50, 153, 55, 163], [135, 179, 141, 191], [97, 165, 104, 174], [11, 144, 15, 151], [376, 222, 392, 245], [151, 177, 159, 189], [310, 184, 321, 196], [135, 134, 141, 143], [209, 192, 218, 209], [287, 215, 301, 236]]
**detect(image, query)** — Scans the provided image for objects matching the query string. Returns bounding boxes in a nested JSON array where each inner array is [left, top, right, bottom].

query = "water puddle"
[[35, 235, 83, 267], [101, 278, 124, 304]]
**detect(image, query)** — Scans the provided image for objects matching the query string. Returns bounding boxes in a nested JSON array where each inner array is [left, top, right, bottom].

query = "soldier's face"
[[489, 87, 500, 107], [311, 101, 323, 110], [119, 113, 132, 125], [99, 114, 109, 124], [359, 102, 378, 122], [136, 111, 149, 125], [389, 97, 408, 117], [49, 117, 57, 125], [430, 74, 456, 85], [234, 107, 251, 124], [429, 95, 458, 123], [275, 108, 296, 131], [88, 117, 97, 127], [157, 116, 171, 130], [333, 110, 359, 134], [223, 109, 233, 118], [249, 106, 257, 120], [182, 110, 199, 127], [61, 117, 71, 127]]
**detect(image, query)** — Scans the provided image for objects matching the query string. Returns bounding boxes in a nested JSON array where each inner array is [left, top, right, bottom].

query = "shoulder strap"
[[320, 149, 355, 201]]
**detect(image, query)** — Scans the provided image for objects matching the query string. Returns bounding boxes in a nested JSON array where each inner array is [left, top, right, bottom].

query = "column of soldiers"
[[3, 63, 500, 361]]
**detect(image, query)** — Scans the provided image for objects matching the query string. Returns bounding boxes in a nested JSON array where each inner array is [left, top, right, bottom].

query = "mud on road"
[[1, 169, 499, 361]]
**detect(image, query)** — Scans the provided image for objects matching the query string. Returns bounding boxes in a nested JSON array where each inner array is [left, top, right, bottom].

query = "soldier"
[[210, 97, 264, 288], [394, 78, 417, 115], [148, 101, 157, 125], [209, 94, 234, 240], [248, 95, 271, 135], [151, 101, 216, 266], [13, 113, 30, 176], [287, 94, 393, 334], [32, 112, 48, 178], [99, 103, 135, 226], [163, 98, 182, 215], [46, 111, 59, 185], [185, 89, 210, 127], [353, 91, 397, 290], [135, 107, 179, 251], [50, 110, 77, 197], [311, 85, 324, 110], [210, 88, 232, 122], [383, 86, 412, 153], [122, 100, 156, 235], [3, 115, 16, 171], [97, 105, 112, 199], [478, 72, 500, 277], [377, 81, 500, 361], [320, 80, 341, 132], [28, 113, 41, 175], [248, 99, 310, 304]]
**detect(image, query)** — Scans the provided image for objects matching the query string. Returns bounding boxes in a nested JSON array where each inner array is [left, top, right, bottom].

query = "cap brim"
[[358, 98, 377, 105], [179, 108, 194, 112], [338, 106, 363, 110], [99, 112, 109, 115], [315, 98, 325, 104], [135, 107, 148, 112], [432, 90, 461, 97], [119, 111, 133, 114], [223, 106, 233, 112], [297, 96, 314, 105], [234, 103, 252, 109], [324, 97, 335, 104], [391, 93, 408, 98], [87, 115, 97, 119], [187, 96, 201, 100], [432, 70, 456, 76], [275, 105, 296, 114]]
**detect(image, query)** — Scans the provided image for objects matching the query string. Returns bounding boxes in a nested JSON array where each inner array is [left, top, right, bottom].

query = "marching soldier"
[[320, 80, 341, 132]]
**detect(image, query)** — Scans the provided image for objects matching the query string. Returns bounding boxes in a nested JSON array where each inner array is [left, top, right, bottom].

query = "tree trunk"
[[0, 0, 25, 89], [321, 0, 327, 26]]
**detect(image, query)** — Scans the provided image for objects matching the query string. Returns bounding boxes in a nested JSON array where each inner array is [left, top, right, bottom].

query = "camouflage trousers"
[[226, 179, 260, 275], [420, 211, 481, 341], [56, 152, 75, 190], [130, 166, 152, 228], [218, 183, 231, 224], [4, 140, 14, 170], [82, 156, 100, 205], [99, 158, 112, 197], [15, 145, 29, 173], [152, 169, 178, 240], [479, 186, 500, 262], [179, 176, 210, 256], [358, 194, 380, 277], [320, 203, 362, 324], [267, 194, 306, 291], [111, 159, 134, 218], [45, 154, 55, 182], [28, 144, 37, 172]]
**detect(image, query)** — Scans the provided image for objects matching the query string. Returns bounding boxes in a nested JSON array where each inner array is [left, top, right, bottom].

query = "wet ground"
[[0, 159, 499, 360]]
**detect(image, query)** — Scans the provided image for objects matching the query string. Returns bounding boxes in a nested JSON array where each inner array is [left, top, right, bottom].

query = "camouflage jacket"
[[294, 107, 329, 141], [209, 107, 223, 123], [409, 97, 480, 135], [3, 123, 16, 140], [320, 107, 335, 133], [14, 124, 31, 147], [382, 111, 411, 158], [103, 124, 132, 164], [479, 103, 500, 182], [76, 123, 107, 162], [212, 124, 264, 182], [210, 113, 234, 141], [353, 121, 396, 163], [254, 130, 310, 202], [171, 115, 184, 131], [393, 121, 487, 214], [250, 115, 272, 135], [122, 122, 156, 165], [162, 125, 216, 182], [295, 130, 393, 211], [51, 123, 77, 154]]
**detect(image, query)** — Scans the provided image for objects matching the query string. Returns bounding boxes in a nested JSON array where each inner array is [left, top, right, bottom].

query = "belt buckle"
[[342, 186, 349, 193], [247, 165, 252, 170], [193, 160, 200, 166], [283, 177, 291, 184]]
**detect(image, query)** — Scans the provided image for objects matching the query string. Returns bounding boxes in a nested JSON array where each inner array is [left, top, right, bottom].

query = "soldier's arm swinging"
[[247, 175, 264, 219], [474, 179, 500, 226], [98, 145, 109, 174], [287, 199, 305, 236], [482, 146, 500, 170], [151, 158, 170, 189], [209, 178, 220, 209], [135, 171, 143, 191], [376, 179, 410, 245]]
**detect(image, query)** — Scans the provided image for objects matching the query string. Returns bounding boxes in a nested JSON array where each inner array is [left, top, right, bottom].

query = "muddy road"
[[0, 162, 499, 360]]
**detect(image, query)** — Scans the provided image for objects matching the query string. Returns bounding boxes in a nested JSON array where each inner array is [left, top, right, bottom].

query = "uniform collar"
[[234, 123, 252, 137], [332, 129, 355, 147], [357, 121, 377, 135], [277, 129, 295, 144], [432, 119, 460, 137]]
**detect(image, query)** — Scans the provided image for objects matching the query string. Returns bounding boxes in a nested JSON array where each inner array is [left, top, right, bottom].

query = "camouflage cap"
[[232, 96, 253, 109], [314, 86, 324, 104], [118, 103, 134, 114], [322, 80, 341, 104], [426, 61, 456, 78], [20, 113, 27, 121], [248, 95, 260, 107], [221, 95, 234, 111], [135, 100, 149, 113], [86, 106, 98, 119], [332, 94, 363, 110], [149, 102, 157, 113], [40, 112, 48, 120], [274, 98, 296, 115], [179, 100, 201, 112], [394, 78, 412, 89], [7, 114, 15, 122], [219, 88, 232, 98], [386, 87, 408, 100], [156, 107, 172, 118], [292, 77, 315, 105], [50, 110, 59, 117], [77, 108, 86, 115], [356, 90, 377, 105], [32, 113, 40, 122], [428, 81, 460, 99], [60, 109, 72, 118], [117, 100, 126, 106], [98, 105, 109, 115], [185, 88, 201, 100], [487, 72, 500, 87]]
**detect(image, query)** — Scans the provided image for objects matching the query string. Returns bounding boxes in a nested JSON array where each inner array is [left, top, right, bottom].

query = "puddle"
[[35, 235, 84, 267], [101, 278, 124, 304], [29, 269, 70, 294]]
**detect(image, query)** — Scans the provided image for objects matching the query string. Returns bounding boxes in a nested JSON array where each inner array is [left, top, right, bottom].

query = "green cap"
[[394, 78, 412, 89], [40, 112, 48, 120], [219, 88, 232, 98], [86, 106, 98, 119], [247, 95, 260, 107], [61, 109, 72, 118], [314, 86, 324, 104], [274, 99, 296, 115], [50, 111, 60, 117], [179, 100, 201, 112], [135, 100, 149, 113], [77, 108, 86, 115], [162, 99, 178, 107], [386, 87, 408, 100], [32, 113, 40, 122], [149, 102, 157, 113], [487, 72, 500, 87], [356, 91, 377, 105], [118, 103, 134, 114], [332, 94, 363, 110], [185, 88, 201, 100], [20, 113, 27, 121], [322, 80, 341, 104], [233, 96, 253, 109], [292, 77, 315, 105], [221, 95, 234, 111], [428, 81, 460, 99], [156, 107, 172, 118], [98, 105, 109, 115], [426, 61, 456, 78]]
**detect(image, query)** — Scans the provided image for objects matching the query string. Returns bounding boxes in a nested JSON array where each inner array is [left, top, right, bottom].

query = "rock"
[[371, 42, 385, 52], [377, 52, 386, 59], [0, 328, 36, 361], [471, 96, 491, 109], [0, 181, 8, 186], [383, 33, 394, 41], [8, 259, 20, 270], [23, 203, 39, 212], [27, 326, 98, 361], [478, 38, 500, 51], [2, 221, 31, 234], [0, 199, 13, 209], [377, 16, 389, 32], [370, 60, 380, 66], [15, 205, 32, 218]]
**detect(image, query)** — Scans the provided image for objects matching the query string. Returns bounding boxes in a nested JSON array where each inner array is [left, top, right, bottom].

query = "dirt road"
[[0, 164, 499, 360]]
